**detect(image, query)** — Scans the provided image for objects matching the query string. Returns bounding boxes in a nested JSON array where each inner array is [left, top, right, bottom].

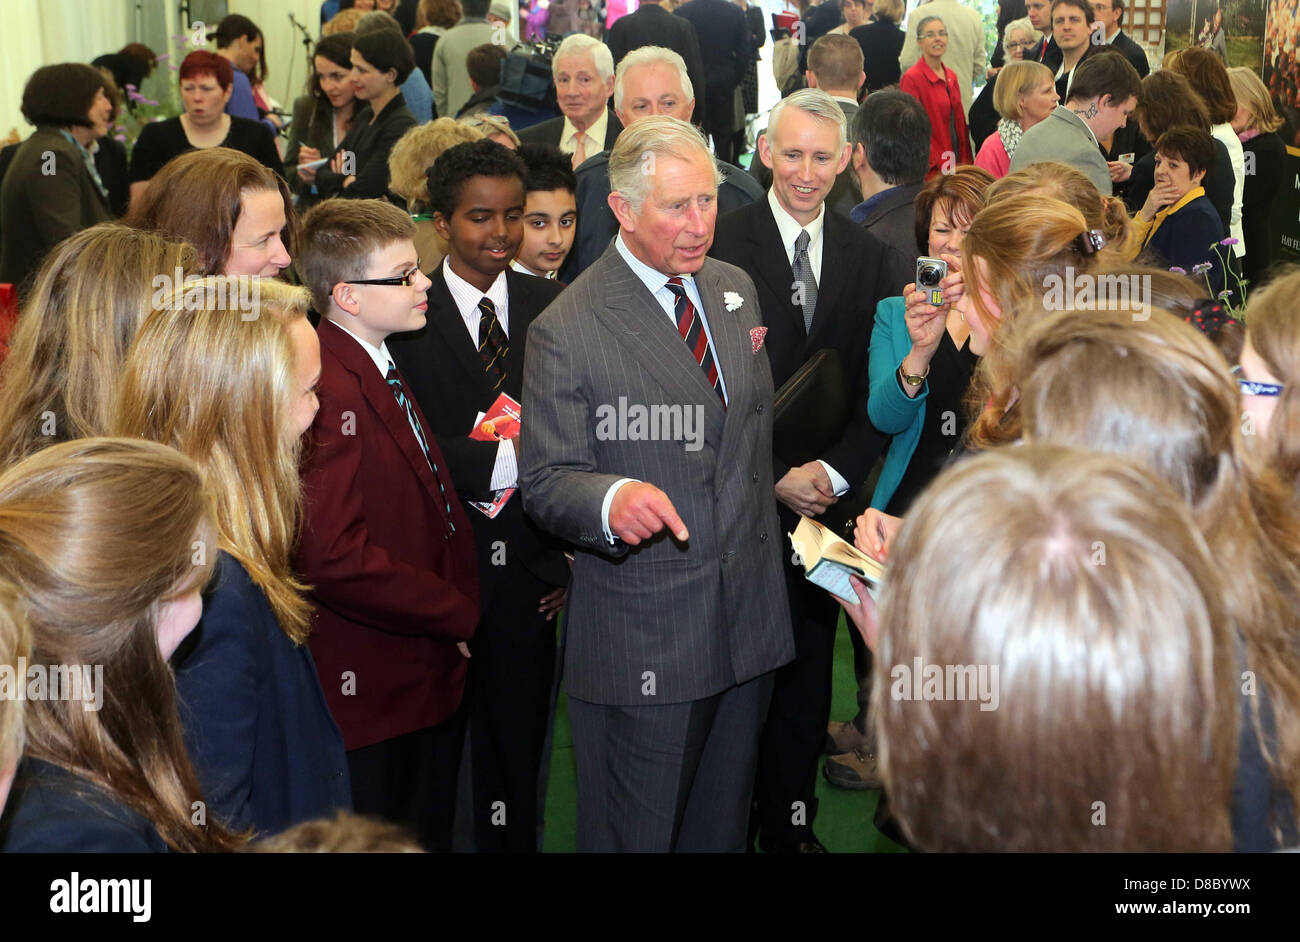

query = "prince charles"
[[520, 116, 794, 852]]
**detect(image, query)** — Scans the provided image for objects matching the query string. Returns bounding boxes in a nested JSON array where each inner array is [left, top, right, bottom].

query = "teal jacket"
[[867, 296, 929, 510]]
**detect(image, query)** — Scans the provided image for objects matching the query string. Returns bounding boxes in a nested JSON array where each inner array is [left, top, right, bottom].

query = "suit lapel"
[[320, 321, 448, 502], [590, 248, 727, 426], [425, 269, 493, 396], [748, 203, 804, 340], [808, 213, 847, 345]]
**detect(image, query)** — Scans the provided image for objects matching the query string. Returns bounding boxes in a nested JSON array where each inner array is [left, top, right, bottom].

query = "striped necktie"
[[386, 360, 455, 534], [477, 296, 509, 391], [665, 277, 724, 403]]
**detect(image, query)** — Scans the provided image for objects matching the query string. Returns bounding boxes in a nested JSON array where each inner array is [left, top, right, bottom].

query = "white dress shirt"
[[559, 109, 609, 159], [510, 259, 558, 279], [764, 189, 849, 497], [442, 257, 518, 490]]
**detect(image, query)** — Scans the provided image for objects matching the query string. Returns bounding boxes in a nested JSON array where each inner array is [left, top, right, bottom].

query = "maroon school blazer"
[[298, 319, 481, 752]]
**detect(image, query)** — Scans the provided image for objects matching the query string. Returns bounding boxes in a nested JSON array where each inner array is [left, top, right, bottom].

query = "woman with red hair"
[[128, 50, 282, 204]]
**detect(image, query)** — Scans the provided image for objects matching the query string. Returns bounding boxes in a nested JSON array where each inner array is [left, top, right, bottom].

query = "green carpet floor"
[[540, 611, 906, 853]]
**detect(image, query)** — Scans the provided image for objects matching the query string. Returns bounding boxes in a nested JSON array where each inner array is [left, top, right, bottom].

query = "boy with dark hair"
[[388, 139, 570, 853], [458, 44, 509, 118], [295, 197, 481, 852], [512, 143, 578, 280]]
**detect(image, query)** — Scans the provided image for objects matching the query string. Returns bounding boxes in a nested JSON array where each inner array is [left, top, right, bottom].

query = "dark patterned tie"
[[386, 360, 455, 534], [477, 296, 508, 391], [793, 229, 818, 334], [665, 277, 724, 403]]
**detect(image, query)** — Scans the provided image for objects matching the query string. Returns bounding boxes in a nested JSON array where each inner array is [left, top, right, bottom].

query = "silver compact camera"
[[916, 257, 947, 306]]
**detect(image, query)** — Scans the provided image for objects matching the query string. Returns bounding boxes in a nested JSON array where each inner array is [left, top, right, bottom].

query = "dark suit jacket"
[[1110, 29, 1150, 78], [315, 91, 416, 200], [520, 245, 795, 704], [674, 0, 750, 115], [389, 266, 570, 591], [517, 107, 623, 152], [0, 758, 169, 852], [710, 198, 893, 491], [174, 552, 351, 836], [853, 181, 925, 267], [607, 4, 709, 126], [1241, 130, 1286, 285], [566, 150, 764, 280], [0, 127, 112, 292], [298, 319, 481, 752], [750, 99, 861, 220], [852, 20, 905, 92]]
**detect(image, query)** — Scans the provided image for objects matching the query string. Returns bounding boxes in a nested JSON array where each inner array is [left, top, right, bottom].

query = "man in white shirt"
[[518, 34, 624, 167]]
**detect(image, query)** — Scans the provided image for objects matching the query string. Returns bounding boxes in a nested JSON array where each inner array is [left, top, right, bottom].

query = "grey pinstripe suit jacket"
[[520, 244, 795, 706]]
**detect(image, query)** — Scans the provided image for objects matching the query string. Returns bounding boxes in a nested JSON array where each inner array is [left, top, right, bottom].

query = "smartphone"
[[916, 257, 948, 307]]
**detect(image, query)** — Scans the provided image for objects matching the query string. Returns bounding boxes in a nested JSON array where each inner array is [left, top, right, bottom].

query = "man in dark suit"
[[710, 88, 896, 853], [798, 0, 845, 72], [848, 90, 930, 275], [564, 45, 764, 280], [518, 34, 623, 166], [520, 116, 795, 852], [674, 0, 751, 163], [1025, 0, 1059, 66], [1091, 0, 1150, 77], [296, 199, 481, 852], [750, 35, 864, 219], [607, 0, 708, 127], [389, 140, 570, 853]]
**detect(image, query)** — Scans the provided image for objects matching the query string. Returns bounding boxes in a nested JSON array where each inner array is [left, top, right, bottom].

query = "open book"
[[789, 516, 886, 605], [467, 392, 521, 519]]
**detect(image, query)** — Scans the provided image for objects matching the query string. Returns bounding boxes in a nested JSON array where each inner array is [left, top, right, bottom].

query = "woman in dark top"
[[306, 28, 417, 200], [1229, 67, 1288, 287], [1133, 128, 1226, 295], [129, 50, 282, 204], [0, 64, 114, 293], [0, 439, 241, 853], [851, 0, 905, 93], [410, 0, 461, 89], [285, 34, 358, 206], [114, 278, 351, 838], [1125, 69, 1233, 231]]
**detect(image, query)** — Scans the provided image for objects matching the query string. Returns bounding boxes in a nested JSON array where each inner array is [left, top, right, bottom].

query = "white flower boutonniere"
[[724, 291, 744, 312]]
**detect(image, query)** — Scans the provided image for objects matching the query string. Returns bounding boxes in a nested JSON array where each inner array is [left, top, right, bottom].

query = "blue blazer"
[[174, 552, 351, 836], [0, 758, 170, 852], [867, 296, 929, 510], [1141, 194, 1227, 296]]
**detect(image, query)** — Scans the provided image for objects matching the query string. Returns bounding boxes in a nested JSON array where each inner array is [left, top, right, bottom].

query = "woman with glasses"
[[899, 16, 972, 177], [968, 17, 1043, 149], [1237, 271, 1298, 497]]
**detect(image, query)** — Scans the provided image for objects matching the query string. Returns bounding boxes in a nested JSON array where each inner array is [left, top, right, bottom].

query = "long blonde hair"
[[0, 437, 240, 852], [0, 579, 28, 781], [877, 445, 1236, 851], [0, 225, 197, 468], [1012, 305, 1300, 836], [113, 278, 313, 644]]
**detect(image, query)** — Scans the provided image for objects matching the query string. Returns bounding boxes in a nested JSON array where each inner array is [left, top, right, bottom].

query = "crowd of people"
[[0, 0, 1297, 856]]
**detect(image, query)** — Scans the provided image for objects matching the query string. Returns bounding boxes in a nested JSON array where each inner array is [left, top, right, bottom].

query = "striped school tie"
[[477, 296, 508, 391], [386, 361, 455, 534]]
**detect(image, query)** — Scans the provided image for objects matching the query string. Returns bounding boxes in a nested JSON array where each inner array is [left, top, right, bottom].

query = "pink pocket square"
[[750, 326, 767, 353]]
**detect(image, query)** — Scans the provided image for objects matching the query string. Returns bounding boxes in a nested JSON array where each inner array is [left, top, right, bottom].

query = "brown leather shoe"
[[822, 744, 883, 790], [824, 720, 869, 755]]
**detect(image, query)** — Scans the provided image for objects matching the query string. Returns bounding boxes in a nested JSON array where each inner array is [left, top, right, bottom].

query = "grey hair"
[[614, 46, 694, 113], [553, 34, 615, 81], [608, 115, 721, 214], [1003, 16, 1042, 46], [766, 86, 847, 152], [915, 15, 945, 40]]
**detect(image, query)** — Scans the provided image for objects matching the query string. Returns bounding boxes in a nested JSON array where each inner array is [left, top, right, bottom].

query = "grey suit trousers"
[[568, 672, 774, 852]]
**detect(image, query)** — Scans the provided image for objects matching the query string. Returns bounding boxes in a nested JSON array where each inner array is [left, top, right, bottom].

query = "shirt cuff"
[[817, 460, 850, 498], [600, 477, 639, 544], [491, 439, 518, 491]]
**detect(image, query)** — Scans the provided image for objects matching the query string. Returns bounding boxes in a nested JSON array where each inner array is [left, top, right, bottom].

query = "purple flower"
[[114, 134, 127, 143], [1192, 262, 1213, 275], [1219, 237, 1240, 246], [127, 90, 146, 102], [156, 53, 170, 62], [142, 98, 159, 107], [168, 65, 178, 72], [1217, 289, 1234, 300], [1169, 266, 1188, 275]]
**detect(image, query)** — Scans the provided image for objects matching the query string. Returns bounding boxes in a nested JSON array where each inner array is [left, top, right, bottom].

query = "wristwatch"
[[900, 361, 930, 387]]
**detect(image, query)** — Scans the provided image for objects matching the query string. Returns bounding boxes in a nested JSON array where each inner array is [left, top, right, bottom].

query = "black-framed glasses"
[[1232, 365, 1285, 397], [347, 263, 422, 287]]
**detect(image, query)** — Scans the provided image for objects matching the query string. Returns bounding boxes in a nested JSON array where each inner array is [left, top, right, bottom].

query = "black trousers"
[[346, 715, 466, 852], [465, 562, 558, 852], [752, 564, 840, 849]]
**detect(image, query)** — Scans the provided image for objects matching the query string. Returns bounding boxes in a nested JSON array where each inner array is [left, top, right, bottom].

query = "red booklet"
[[467, 393, 521, 518]]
